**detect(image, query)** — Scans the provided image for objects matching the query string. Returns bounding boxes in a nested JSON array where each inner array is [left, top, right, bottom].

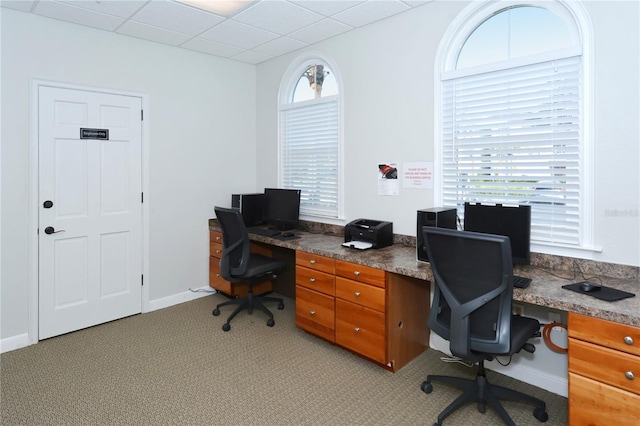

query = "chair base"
[[421, 362, 548, 426], [212, 288, 284, 331]]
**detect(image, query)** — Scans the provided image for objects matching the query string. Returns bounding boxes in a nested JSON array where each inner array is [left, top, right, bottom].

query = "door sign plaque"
[[80, 128, 109, 140]]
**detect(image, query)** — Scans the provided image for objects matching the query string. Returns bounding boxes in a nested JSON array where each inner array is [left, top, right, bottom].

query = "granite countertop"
[[210, 223, 640, 328]]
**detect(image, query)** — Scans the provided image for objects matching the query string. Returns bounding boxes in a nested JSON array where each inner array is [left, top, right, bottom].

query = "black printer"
[[344, 219, 393, 249]]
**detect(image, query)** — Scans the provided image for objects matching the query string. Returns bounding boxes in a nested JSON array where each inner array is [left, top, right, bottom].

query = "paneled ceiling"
[[2, 0, 431, 64]]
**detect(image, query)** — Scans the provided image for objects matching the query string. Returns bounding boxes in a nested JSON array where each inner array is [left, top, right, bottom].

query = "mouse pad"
[[562, 283, 636, 301]]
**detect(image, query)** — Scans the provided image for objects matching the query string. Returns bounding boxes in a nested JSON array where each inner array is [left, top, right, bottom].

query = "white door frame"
[[28, 79, 150, 345]]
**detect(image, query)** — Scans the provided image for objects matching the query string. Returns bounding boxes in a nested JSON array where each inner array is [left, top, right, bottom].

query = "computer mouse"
[[580, 282, 601, 292]]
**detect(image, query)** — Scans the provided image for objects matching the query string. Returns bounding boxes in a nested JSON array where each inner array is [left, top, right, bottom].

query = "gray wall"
[[1, 9, 257, 340], [256, 0, 640, 267]]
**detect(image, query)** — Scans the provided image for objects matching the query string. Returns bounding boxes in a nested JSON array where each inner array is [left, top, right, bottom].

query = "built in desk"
[[209, 222, 640, 424]]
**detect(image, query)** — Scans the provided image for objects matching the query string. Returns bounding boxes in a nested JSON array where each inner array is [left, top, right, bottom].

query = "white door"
[[38, 86, 143, 339]]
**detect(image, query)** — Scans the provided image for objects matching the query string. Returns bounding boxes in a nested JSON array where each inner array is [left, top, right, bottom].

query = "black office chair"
[[421, 227, 548, 426], [212, 206, 285, 331]]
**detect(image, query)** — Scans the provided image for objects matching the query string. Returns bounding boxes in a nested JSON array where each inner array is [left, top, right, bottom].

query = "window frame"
[[278, 52, 344, 221], [434, 0, 596, 257]]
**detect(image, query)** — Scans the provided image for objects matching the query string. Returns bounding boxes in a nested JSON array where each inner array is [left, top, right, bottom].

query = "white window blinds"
[[442, 55, 582, 245], [280, 96, 339, 218]]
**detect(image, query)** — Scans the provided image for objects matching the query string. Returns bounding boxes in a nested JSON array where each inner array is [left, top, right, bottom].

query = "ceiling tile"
[[290, 0, 364, 17], [332, 0, 410, 28], [252, 36, 307, 56], [130, 0, 224, 36], [60, 0, 146, 18], [199, 19, 279, 49], [232, 0, 323, 35], [117, 21, 192, 46], [1, 1, 36, 12], [181, 37, 245, 57], [33, 0, 126, 31], [231, 49, 272, 64], [288, 18, 352, 44]]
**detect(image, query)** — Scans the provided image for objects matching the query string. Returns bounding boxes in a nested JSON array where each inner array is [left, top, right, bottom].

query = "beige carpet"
[[1, 294, 567, 425]]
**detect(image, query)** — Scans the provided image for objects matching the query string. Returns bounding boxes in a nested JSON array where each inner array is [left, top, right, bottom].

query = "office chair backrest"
[[422, 227, 514, 361], [214, 206, 252, 279]]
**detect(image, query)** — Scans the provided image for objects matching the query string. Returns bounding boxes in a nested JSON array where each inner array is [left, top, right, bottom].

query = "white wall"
[[1, 9, 257, 341], [256, 0, 640, 267], [254, 0, 639, 396]]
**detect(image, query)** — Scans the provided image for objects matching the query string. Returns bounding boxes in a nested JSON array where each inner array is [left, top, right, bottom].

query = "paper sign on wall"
[[403, 162, 433, 189], [378, 162, 399, 195]]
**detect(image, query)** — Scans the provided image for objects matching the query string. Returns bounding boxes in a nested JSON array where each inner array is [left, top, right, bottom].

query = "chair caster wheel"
[[533, 407, 549, 422], [213, 308, 220, 316], [421, 381, 433, 394], [222, 323, 230, 332], [277, 303, 285, 310], [267, 318, 275, 327]]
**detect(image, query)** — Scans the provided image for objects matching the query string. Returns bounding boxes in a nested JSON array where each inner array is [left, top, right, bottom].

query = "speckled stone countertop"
[[209, 220, 640, 328]]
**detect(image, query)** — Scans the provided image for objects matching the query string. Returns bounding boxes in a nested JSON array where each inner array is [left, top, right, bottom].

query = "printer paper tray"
[[342, 241, 373, 250]]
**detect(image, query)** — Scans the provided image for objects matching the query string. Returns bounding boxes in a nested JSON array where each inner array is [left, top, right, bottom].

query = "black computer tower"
[[417, 207, 457, 262], [231, 193, 265, 227]]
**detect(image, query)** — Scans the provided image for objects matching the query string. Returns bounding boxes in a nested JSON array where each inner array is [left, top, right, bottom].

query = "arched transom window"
[[279, 56, 342, 219], [437, 1, 593, 251]]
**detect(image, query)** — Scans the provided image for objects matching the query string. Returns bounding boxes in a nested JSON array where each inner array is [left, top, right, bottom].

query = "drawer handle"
[[216, 236, 221, 241], [624, 336, 634, 345], [625, 371, 635, 380], [354, 271, 360, 276], [354, 292, 361, 297], [309, 278, 316, 283], [216, 273, 220, 277], [216, 249, 222, 254], [354, 327, 360, 333], [310, 310, 316, 316], [310, 259, 316, 264]]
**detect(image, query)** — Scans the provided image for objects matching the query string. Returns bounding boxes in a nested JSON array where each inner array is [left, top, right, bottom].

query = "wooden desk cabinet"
[[209, 231, 272, 298], [295, 251, 336, 342], [568, 312, 640, 425], [295, 250, 430, 372]]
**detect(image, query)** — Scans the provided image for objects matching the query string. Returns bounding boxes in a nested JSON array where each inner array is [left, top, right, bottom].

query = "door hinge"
[[141, 192, 144, 203], [141, 274, 144, 286], [141, 109, 144, 121]]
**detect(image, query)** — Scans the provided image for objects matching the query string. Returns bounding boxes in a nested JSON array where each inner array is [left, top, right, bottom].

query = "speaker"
[[231, 193, 265, 227], [417, 208, 457, 262]]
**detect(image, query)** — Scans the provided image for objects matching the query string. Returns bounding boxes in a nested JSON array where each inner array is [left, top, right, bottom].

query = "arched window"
[[279, 54, 342, 219], [436, 1, 593, 253]]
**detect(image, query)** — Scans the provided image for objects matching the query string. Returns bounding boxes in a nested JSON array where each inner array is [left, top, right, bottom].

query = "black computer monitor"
[[263, 188, 301, 231], [463, 202, 531, 265]]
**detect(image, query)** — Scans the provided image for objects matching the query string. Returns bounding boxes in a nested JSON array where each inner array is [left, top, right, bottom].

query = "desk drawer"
[[210, 231, 223, 244], [569, 373, 640, 426], [296, 265, 335, 296], [569, 313, 640, 356], [296, 286, 335, 342], [569, 338, 640, 395], [209, 257, 231, 294], [335, 299, 385, 364], [210, 241, 223, 258], [335, 260, 385, 288], [296, 251, 335, 274], [336, 277, 385, 312]]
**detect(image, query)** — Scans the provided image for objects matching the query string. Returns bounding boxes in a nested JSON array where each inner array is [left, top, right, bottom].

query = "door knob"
[[43, 200, 53, 208], [44, 226, 65, 235]]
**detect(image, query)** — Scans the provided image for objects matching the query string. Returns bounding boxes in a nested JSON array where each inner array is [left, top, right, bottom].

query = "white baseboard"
[[1, 287, 217, 354], [429, 334, 568, 397], [147, 286, 216, 312], [0, 333, 30, 354]]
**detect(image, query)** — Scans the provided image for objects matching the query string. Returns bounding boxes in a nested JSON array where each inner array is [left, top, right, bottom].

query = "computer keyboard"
[[247, 227, 281, 237], [513, 275, 532, 289]]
